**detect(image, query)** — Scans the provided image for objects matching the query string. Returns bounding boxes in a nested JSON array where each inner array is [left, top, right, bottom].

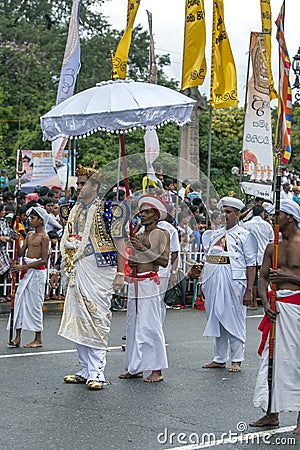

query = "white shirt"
[[242, 216, 274, 265], [280, 190, 293, 201], [158, 221, 180, 277]]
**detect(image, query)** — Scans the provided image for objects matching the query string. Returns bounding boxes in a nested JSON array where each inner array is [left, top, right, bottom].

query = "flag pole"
[[8, 150, 24, 343], [206, 106, 212, 226], [266, 147, 281, 415], [239, 32, 253, 196], [267, 0, 288, 415]]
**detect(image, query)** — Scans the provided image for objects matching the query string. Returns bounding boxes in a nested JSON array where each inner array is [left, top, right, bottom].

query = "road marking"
[[0, 345, 122, 359], [164, 426, 296, 449]]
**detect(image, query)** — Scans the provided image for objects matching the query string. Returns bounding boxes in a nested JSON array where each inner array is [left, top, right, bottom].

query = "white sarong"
[[253, 294, 300, 413], [58, 255, 115, 350], [7, 257, 46, 332], [125, 275, 168, 374], [202, 260, 247, 342]]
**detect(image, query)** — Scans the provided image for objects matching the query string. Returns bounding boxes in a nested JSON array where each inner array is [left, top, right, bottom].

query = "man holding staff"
[[250, 199, 300, 435], [119, 194, 170, 383]]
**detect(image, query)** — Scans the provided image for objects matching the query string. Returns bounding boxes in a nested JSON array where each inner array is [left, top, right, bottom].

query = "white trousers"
[[75, 343, 107, 383], [213, 323, 245, 364]]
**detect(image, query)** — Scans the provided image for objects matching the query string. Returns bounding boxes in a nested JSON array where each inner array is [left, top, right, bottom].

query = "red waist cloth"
[[257, 291, 300, 356], [125, 272, 160, 286], [20, 264, 47, 280]]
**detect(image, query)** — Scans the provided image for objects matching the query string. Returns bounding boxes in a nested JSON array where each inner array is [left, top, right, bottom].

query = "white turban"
[[26, 206, 49, 227], [217, 196, 245, 211], [137, 195, 168, 221], [268, 200, 300, 226]]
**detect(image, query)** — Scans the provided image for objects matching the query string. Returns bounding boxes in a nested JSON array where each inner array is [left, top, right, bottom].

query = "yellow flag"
[[181, 0, 207, 91], [112, 0, 140, 79], [210, 0, 237, 108], [260, 0, 278, 99]]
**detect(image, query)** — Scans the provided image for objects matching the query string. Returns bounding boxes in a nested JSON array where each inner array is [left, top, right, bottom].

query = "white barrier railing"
[[0, 242, 203, 301], [0, 242, 62, 299]]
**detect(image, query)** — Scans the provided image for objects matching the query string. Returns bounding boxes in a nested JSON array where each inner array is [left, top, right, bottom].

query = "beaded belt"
[[206, 256, 230, 264]]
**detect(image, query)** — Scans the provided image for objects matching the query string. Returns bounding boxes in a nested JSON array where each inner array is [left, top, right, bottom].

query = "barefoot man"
[[201, 197, 257, 372], [119, 195, 170, 383], [8, 207, 49, 348], [250, 200, 300, 435]]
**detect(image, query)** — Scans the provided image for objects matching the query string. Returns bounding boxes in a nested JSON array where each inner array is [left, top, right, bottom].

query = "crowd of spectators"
[[1, 163, 300, 307]]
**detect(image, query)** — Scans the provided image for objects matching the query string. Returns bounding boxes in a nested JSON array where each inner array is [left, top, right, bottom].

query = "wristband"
[[116, 272, 125, 276]]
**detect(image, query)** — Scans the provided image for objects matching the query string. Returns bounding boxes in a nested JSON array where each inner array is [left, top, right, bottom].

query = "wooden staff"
[[8, 150, 24, 343], [266, 148, 282, 415], [119, 133, 138, 312]]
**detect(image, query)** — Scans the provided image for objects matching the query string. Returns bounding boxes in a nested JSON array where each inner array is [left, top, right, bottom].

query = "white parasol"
[[40, 79, 196, 141]]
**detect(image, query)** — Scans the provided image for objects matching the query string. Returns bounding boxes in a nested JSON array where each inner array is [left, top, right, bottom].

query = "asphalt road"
[[0, 307, 298, 450]]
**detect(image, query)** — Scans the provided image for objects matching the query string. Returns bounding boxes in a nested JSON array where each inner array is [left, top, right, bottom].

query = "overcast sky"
[[100, 0, 299, 106]]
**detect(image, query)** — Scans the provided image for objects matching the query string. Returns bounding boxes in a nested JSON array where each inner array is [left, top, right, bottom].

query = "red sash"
[[257, 291, 300, 355], [20, 264, 47, 280], [125, 272, 160, 286]]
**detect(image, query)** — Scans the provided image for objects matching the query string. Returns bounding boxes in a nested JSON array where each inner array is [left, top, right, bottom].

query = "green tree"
[[0, 0, 176, 176], [199, 106, 245, 197]]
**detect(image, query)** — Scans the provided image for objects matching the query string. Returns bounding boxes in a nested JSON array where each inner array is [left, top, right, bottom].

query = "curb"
[[0, 300, 64, 315]]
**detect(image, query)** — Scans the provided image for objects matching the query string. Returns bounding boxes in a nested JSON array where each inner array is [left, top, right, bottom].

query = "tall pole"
[[239, 33, 253, 194], [266, 148, 281, 415], [8, 150, 24, 343], [206, 106, 212, 226]]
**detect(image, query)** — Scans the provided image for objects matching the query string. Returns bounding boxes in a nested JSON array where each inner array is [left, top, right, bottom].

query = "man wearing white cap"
[[201, 196, 257, 372], [119, 194, 170, 383], [8, 207, 49, 348], [250, 199, 300, 435]]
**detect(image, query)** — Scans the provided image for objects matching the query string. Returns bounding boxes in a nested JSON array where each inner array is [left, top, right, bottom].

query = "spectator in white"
[[178, 179, 189, 200], [157, 208, 180, 321], [51, 203, 62, 224], [177, 212, 194, 252], [280, 182, 293, 201], [42, 198, 63, 237], [242, 205, 274, 309], [208, 197, 218, 216]]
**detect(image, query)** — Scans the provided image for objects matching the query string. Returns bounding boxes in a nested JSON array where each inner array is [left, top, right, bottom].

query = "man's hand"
[[113, 274, 124, 291], [49, 273, 60, 289], [10, 264, 24, 273], [243, 288, 253, 306], [269, 268, 290, 284], [130, 236, 146, 252], [264, 301, 278, 323]]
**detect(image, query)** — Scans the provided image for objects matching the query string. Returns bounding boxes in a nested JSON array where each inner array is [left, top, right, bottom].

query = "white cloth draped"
[[125, 276, 168, 374], [58, 255, 115, 349], [7, 257, 46, 332], [201, 232, 247, 342], [253, 299, 300, 413]]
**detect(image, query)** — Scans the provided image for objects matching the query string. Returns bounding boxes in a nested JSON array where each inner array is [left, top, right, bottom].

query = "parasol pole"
[[110, 51, 138, 310], [266, 147, 281, 415], [9, 149, 24, 343]]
